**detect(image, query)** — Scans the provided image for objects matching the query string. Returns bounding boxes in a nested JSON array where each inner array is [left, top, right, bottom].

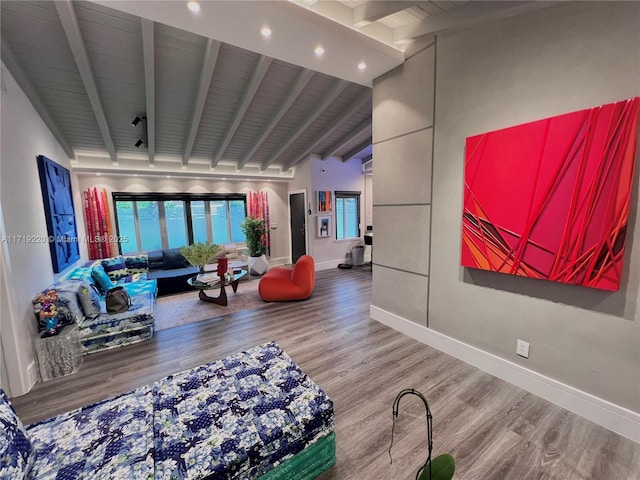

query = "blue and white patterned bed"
[[2, 342, 335, 479]]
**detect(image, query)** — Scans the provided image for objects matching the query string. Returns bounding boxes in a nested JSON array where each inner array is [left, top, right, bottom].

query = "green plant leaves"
[[418, 454, 456, 480], [180, 242, 221, 267], [240, 216, 267, 257]]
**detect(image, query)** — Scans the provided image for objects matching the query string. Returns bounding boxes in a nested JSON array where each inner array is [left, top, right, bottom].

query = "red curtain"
[[248, 191, 270, 256], [83, 187, 115, 260]]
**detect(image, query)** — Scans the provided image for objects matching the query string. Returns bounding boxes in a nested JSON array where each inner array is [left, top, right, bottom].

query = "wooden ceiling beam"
[[1, 35, 75, 160], [282, 88, 370, 170], [211, 55, 272, 169], [393, 1, 553, 42], [341, 139, 372, 163], [321, 117, 372, 161], [237, 68, 314, 170], [183, 39, 221, 168], [262, 79, 349, 171], [353, 1, 417, 27], [141, 19, 156, 167], [55, 0, 118, 165]]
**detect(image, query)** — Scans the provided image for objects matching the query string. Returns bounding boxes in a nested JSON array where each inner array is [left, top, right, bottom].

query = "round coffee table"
[[187, 269, 248, 306]]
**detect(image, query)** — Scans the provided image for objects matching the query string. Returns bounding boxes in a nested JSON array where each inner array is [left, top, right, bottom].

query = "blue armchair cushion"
[[77, 280, 101, 319], [0, 388, 36, 478], [101, 256, 128, 281], [91, 265, 115, 293], [162, 248, 189, 269]]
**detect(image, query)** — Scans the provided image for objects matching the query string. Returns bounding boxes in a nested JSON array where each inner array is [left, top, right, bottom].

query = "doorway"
[[288, 190, 307, 263]]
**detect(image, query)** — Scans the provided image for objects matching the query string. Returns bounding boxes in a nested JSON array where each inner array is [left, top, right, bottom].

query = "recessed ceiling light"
[[133, 174, 138, 177], [261, 26, 271, 38], [166, 175, 171, 178], [96, 172, 101, 176], [358, 61, 367, 71], [314, 46, 324, 56], [222, 177, 227, 181], [187, 1, 200, 13]]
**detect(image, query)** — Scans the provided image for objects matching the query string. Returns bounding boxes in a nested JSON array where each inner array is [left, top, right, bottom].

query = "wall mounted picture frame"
[[317, 191, 332, 212], [37, 155, 80, 273], [461, 97, 639, 291], [317, 215, 331, 238]]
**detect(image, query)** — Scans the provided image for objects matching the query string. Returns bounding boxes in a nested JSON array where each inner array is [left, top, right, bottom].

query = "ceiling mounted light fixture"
[[260, 26, 271, 38], [132, 114, 148, 148], [187, 1, 200, 13], [358, 61, 367, 71], [315, 46, 324, 56]]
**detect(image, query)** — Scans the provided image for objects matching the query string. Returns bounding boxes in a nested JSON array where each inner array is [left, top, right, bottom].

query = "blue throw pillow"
[[0, 388, 35, 477], [92, 265, 115, 293]]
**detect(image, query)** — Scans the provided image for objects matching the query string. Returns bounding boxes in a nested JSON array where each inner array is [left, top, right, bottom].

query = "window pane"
[[229, 200, 246, 243], [336, 199, 345, 239], [191, 201, 208, 243], [165, 201, 187, 248], [345, 198, 359, 238], [137, 201, 162, 251], [115, 201, 137, 254], [335, 194, 360, 240], [210, 201, 230, 244]]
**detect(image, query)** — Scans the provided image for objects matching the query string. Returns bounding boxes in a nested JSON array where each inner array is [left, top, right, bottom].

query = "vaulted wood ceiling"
[[1, 1, 548, 179]]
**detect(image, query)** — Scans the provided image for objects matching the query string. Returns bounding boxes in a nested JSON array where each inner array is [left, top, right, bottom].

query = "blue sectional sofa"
[[0, 342, 336, 480], [33, 254, 157, 355]]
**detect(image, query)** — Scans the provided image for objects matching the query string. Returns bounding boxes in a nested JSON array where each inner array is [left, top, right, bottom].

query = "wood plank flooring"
[[12, 268, 640, 479]]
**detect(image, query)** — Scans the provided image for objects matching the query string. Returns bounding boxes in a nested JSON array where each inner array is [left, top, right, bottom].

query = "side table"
[[34, 324, 83, 381]]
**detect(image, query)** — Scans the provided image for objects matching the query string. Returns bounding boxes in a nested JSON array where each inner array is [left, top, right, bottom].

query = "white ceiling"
[[1, 1, 550, 180]]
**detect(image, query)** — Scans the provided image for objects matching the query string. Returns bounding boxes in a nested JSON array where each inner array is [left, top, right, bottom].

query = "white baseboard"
[[370, 305, 640, 444], [315, 259, 344, 271]]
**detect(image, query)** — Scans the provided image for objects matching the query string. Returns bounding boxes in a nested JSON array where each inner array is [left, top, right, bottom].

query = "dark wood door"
[[289, 192, 306, 263]]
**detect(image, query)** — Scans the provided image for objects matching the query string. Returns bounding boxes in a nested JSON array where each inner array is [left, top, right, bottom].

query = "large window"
[[335, 191, 361, 240], [113, 193, 247, 254]]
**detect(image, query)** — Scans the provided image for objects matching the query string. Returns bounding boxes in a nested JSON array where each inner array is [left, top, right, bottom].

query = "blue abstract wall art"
[[37, 155, 80, 273]]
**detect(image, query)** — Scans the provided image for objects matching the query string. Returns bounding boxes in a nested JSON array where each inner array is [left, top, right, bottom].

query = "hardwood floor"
[[12, 268, 640, 479]]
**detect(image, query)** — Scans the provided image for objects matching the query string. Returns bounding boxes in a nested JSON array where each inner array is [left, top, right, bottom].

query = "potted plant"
[[240, 216, 268, 275], [389, 389, 456, 480], [180, 242, 222, 274]]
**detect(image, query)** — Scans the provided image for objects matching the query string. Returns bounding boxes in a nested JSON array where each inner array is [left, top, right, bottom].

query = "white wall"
[[77, 175, 291, 265], [310, 157, 365, 269], [0, 63, 85, 396], [371, 1, 640, 440]]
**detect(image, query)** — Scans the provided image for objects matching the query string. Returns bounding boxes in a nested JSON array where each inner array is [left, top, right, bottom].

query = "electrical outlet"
[[516, 339, 530, 358]]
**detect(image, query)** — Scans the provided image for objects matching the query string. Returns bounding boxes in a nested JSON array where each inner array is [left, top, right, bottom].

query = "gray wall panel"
[[374, 205, 430, 275], [372, 45, 434, 142], [373, 128, 432, 205], [372, 265, 428, 326]]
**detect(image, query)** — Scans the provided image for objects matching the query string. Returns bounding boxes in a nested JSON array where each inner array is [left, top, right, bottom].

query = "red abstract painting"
[[461, 97, 640, 291]]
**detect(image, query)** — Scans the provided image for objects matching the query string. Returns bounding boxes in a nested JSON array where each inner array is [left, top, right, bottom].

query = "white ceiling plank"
[[282, 88, 370, 170], [393, 1, 554, 42], [341, 138, 371, 162], [210, 55, 273, 169], [353, 1, 418, 27], [237, 69, 314, 169], [141, 19, 155, 166], [262, 79, 349, 171], [1, 35, 75, 160], [321, 117, 371, 160], [183, 39, 221, 167], [54, 0, 118, 164]]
